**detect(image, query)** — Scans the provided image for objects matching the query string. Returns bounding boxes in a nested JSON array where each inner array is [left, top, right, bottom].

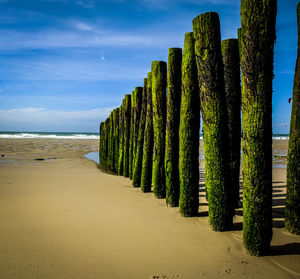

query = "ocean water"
[[0, 131, 289, 140], [0, 131, 99, 140], [84, 152, 100, 164]]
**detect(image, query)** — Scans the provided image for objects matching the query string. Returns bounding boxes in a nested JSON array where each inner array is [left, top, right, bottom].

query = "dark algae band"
[[152, 61, 167, 199], [179, 32, 200, 217], [241, 0, 277, 255], [221, 39, 241, 208], [165, 48, 182, 207], [286, 1, 300, 235], [193, 12, 233, 230], [141, 72, 154, 193]]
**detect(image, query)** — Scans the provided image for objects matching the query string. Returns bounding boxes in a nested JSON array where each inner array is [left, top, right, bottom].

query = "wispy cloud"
[[139, 0, 238, 9], [1, 57, 149, 81], [0, 107, 114, 132], [74, 21, 95, 31], [0, 28, 171, 51]]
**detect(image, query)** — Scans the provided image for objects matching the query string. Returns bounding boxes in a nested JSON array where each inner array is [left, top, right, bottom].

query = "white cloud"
[[139, 0, 238, 9], [0, 107, 114, 132], [74, 21, 94, 31], [0, 28, 173, 51], [2, 58, 148, 81]]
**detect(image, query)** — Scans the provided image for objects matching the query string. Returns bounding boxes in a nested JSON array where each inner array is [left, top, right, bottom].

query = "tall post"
[[237, 28, 242, 61], [99, 122, 104, 168], [103, 118, 110, 171], [165, 48, 182, 207], [123, 94, 131, 177], [113, 108, 119, 173], [193, 12, 233, 231], [152, 61, 167, 199], [132, 87, 143, 181], [133, 79, 148, 187], [240, 0, 277, 255], [118, 103, 124, 175], [286, 2, 300, 235], [109, 111, 114, 171], [129, 90, 136, 179], [141, 72, 154, 193], [221, 39, 241, 208], [179, 32, 200, 217]]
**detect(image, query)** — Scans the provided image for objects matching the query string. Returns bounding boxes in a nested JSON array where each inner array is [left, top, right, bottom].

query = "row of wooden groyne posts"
[[99, 0, 300, 256]]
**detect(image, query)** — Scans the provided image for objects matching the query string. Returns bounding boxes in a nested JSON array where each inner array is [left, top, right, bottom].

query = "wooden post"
[[152, 61, 167, 199], [240, 0, 277, 255]]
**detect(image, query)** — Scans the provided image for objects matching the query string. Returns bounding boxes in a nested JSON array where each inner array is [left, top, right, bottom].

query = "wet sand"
[[0, 138, 299, 279]]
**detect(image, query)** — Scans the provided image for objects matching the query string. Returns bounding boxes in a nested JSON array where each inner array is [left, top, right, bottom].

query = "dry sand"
[[0, 138, 299, 279]]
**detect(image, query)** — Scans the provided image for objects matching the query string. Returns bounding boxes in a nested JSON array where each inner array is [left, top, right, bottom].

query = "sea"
[[0, 131, 99, 140], [0, 131, 289, 140]]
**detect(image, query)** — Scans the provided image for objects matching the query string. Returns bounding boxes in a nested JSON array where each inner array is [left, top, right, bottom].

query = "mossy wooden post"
[[132, 87, 143, 180], [118, 103, 124, 175], [152, 61, 167, 198], [109, 111, 114, 171], [133, 79, 148, 187], [99, 122, 104, 168], [193, 12, 233, 231], [113, 108, 119, 173], [221, 39, 241, 208], [141, 72, 154, 192], [179, 32, 200, 216], [103, 118, 107, 170], [123, 94, 131, 177], [103, 118, 110, 171], [237, 28, 242, 62], [165, 48, 182, 207], [129, 90, 136, 179], [286, 2, 300, 235], [241, 0, 277, 255]]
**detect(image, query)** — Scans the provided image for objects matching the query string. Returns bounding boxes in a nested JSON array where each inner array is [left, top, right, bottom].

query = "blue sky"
[[0, 0, 297, 133]]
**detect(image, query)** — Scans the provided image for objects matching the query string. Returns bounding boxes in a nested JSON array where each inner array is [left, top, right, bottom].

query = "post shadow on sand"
[[196, 178, 289, 233], [269, 243, 300, 256]]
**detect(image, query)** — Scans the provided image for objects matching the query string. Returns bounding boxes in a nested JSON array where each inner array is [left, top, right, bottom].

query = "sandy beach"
[[0, 138, 299, 279]]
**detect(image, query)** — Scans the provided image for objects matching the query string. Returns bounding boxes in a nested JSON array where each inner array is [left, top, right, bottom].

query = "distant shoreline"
[[0, 131, 290, 140]]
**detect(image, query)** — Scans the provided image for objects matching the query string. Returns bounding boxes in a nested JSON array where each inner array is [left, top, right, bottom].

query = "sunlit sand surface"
[[0, 139, 299, 278]]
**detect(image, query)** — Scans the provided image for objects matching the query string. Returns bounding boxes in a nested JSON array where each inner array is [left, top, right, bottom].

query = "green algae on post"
[[132, 87, 143, 182], [123, 94, 131, 177], [102, 117, 110, 171], [99, 122, 104, 168], [129, 90, 135, 179], [237, 28, 242, 63], [109, 111, 114, 171], [221, 39, 241, 208], [241, 0, 277, 255], [165, 48, 182, 207], [113, 108, 119, 173], [286, 1, 300, 235], [141, 72, 154, 193], [133, 79, 148, 187], [179, 32, 200, 217], [193, 12, 233, 230], [118, 103, 124, 175], [152, 61, 167, 199]]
